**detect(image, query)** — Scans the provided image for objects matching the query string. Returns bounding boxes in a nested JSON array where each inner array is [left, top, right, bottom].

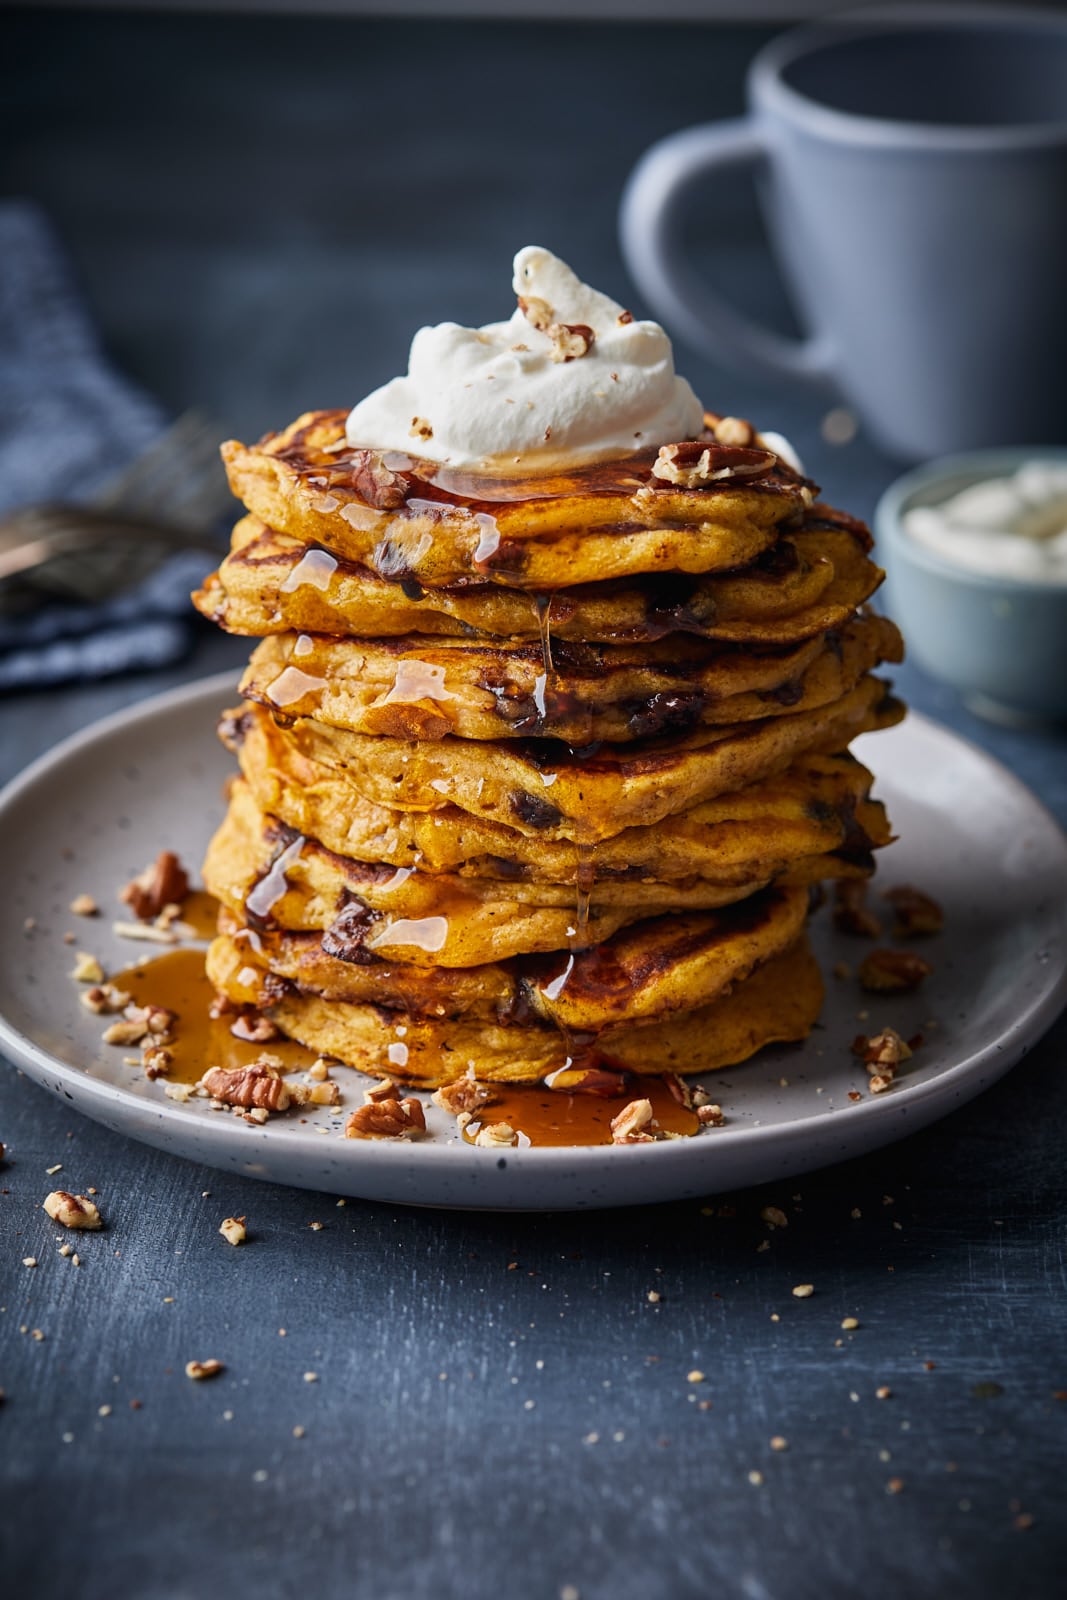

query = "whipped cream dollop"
[[345, 246, 707, 471], [904, 462, 1067, 584]]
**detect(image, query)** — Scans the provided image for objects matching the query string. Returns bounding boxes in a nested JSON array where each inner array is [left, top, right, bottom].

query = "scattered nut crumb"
[[473, 1121, 518, 1149], [219, 1217, 247, 1247], [22, 1257, 37, 1269], [43, 1191, 102, 1230], [185, 1359, 224, 1381], [69, 893, 99, 917], [841, 1317, 860, 1331], [687, 1370, 705, 1384], [792, 1284, 815, 1299], [876, 1386, 892, 1400], [432, 1077, 497, 1116], [769, 1435, 788, 1451], [760, 1205, 789, 1229], [80, 983, 132, 1016], [71, 952, 105, 984]]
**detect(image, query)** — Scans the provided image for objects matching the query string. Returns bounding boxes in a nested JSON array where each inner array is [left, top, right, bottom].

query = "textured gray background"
[[2, 12, 1066, 1600]]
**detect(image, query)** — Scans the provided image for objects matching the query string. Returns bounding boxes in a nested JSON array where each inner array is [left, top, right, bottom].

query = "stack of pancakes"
[[195, 409, 903, 1088]]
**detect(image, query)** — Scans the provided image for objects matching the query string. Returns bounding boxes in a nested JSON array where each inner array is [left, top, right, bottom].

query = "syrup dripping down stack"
[[195, 408, 904, 1087]]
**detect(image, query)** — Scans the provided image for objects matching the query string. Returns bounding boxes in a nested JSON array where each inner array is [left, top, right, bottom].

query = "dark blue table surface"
[[2, 13, 1066, 1600]]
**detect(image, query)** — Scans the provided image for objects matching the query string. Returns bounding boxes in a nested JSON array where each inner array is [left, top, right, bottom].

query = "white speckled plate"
[[1, 672, 1065, 1209]]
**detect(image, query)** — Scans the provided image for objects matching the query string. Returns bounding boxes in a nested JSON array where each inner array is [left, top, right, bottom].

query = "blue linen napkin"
[[0, 200, 211, 690]]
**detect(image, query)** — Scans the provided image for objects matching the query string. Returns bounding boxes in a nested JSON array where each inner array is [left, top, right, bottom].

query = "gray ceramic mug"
[[620, 5, 1067, 460]]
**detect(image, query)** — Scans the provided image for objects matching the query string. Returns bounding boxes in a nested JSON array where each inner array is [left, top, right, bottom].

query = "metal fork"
[[0, 411, 234, 605]]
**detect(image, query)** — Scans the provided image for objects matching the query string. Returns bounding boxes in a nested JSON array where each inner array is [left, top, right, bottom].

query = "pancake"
[[211, 883, 808, 1031], [193, 508, 883, 647], [204, 777, 881, 963], [220, 409, 813, 590], [205, 927, 825, 1084], [240, 613, 902, 747], [227, 676, 901, 856]]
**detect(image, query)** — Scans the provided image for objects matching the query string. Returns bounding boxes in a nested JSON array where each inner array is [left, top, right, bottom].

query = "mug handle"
[[620, 120, 835, 386]]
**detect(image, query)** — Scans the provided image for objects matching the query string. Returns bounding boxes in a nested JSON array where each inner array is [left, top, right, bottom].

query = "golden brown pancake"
[[206, 927, 825, 1084], [205, 777, 880, 963], [220, 409, 813, 589], [238, 612, 901, 747], [211, 883, 807, 1030], [226, 677, 900, 855], [193, 509, 883, 646]]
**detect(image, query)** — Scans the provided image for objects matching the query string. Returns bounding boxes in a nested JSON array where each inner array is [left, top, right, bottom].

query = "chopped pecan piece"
[[306, 1080, 341, 1107], [185, 1359, 224, 1381], [363, 1077, 402, 1104], [141, 1044, 174, 1080], [650, 440, 775, 488], [664, 1072, 693, 1109], [42, 1190, 103, 1230], [102, 1003, 176, 1047], [80, 983, 132, 1016], [833, 881, 882, 939], [71, 952, 105, 984], [696, 1103, 726, 1127], [432, 1078, 497, 1116], [345, 1095, 426, 1140], [883, 885, 944, 938], [858, 950, 933, 993], [219, 1216, 247, 1246], [229, 1011, 281, 1044], [348, 452, 409, 510], [610, 1098, 657, 1144], [472, 1121, 518, 1149], [707, 413, 757, 447], [852, 1027, 913, 1093], [200, 1063, 291, 1113], [121, 850, 190, 922], [517, 295, 595, 362], [69, 893, 99, 917], [852, 1027, 914, 1070]]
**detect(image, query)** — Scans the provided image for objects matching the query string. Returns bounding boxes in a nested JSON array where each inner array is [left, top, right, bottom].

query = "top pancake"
[[220, 409, 814, 590], [193, 506, 882, 647]]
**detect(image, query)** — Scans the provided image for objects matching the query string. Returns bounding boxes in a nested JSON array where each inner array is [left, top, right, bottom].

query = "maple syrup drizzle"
[[245, 835, 305, 923], [462, 1073, 698, 1148], [380, 658, 455, 706], [574, 842, 598, 948], [534, 592, 554, 674], [266, 666, 327, 708], [365, 915, 449, 954], [108, 947, 319, 1086], [280, 547, 337, 593], [179, 889, 225, 940]]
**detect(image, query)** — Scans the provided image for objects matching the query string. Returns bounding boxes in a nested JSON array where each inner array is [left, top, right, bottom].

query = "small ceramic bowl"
[[875, 448, 1067, 724]]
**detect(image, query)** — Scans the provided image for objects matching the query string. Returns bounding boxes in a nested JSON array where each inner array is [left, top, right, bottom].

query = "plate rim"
[[1, 670, 1066, 1179]]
